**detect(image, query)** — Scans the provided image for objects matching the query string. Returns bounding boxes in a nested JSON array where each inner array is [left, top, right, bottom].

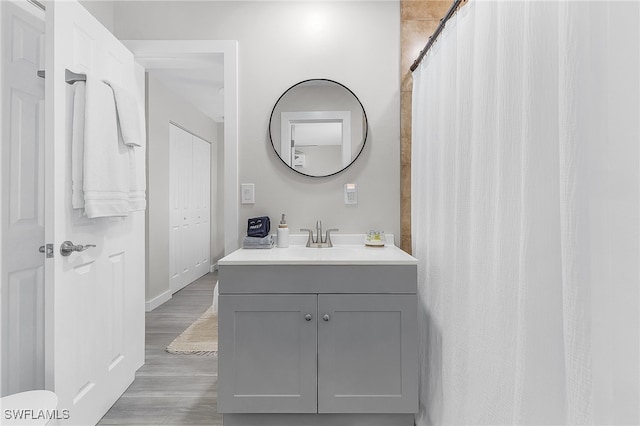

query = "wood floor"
[[99, 273, 222, 425]]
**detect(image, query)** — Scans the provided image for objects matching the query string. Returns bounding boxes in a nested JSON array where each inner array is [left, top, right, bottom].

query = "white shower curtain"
[[411, 1, 639, 425]]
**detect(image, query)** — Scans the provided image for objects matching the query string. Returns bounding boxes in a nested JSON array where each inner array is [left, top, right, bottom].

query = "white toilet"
[[0, 391, 59, 426]]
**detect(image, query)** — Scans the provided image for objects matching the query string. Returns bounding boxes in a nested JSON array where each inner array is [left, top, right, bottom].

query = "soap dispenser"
[[277, 214, 289, 248]]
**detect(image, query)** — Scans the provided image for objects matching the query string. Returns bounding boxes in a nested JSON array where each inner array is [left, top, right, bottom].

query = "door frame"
[[122, 40, 239, 256]]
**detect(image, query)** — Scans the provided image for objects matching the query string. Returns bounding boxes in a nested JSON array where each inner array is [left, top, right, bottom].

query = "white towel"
[[82, 77, 130, 218], [71, 81, 86, 209], [104, 79, 147, 211], [103, 80, 145, 148]]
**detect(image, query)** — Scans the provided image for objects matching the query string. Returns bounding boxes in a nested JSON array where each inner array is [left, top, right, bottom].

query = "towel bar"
[[65, 69, 86, 84], [35, 69, 87, 85]]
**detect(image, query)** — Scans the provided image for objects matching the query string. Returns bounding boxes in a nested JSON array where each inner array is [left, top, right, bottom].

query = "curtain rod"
[[410, 0, 464, 72]]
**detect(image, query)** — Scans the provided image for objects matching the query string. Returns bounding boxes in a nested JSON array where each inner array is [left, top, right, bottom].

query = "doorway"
[[121, 40, 238, 310]]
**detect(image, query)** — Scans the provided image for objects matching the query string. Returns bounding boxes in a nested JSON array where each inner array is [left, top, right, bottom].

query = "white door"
[[0, 0, 46, 396], [169, 124, 193, 293], [44, 2, 145, 425], [192, 136, 210, 280], [169, 124, 210, 293]]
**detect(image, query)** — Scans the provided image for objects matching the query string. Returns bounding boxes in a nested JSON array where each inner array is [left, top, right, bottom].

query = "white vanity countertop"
[[218, 234, 418, 266]]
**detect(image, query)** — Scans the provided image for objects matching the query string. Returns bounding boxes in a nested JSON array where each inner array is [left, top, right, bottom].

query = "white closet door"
[[202, 140, 211, 275], [169, 124, 210, 293], [169, 124, 181, 293], [192, 136, 211, 280], [169, 124, 193, 293]]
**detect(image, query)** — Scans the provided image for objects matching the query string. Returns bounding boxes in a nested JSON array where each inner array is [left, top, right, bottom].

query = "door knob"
[[304, 314, 312, 321], [323, 314, 330, 321], [60, 241, 96, 257], [39, 246, 45, 253]]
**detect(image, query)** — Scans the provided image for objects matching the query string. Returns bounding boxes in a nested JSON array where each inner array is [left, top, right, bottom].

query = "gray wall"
[[113, 1, 401, 244], [79, 0, 114, 32], [146, 74, 220, 303]]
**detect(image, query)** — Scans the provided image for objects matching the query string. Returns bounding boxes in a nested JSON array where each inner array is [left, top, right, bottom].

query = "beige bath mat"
[[166, 307, 218, 355]]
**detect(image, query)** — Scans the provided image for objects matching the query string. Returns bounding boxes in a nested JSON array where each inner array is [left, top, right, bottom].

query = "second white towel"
[[104, 79, 147, 212], [82, 77, 130, 218], [71, 81, 86, 209], [103, 80, 145, 148]]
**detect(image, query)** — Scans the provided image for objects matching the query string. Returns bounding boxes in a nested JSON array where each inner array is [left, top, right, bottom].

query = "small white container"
[[277, 214, 289, 248]]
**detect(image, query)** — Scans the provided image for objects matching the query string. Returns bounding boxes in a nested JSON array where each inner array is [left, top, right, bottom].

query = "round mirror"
[[269, 79, 368, 177]]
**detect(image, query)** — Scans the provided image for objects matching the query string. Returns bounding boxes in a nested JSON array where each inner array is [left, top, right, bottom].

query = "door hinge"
[[39, 243, 54, 258]]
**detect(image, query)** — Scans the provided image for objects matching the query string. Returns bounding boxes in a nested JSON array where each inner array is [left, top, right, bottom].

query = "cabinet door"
[[317, 294, 418, 413], [218, 294, 318, 413]]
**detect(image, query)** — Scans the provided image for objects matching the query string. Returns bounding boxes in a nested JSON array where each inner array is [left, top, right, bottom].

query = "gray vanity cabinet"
[[218, 292, 417, 415], [217, 245, 418, 426]]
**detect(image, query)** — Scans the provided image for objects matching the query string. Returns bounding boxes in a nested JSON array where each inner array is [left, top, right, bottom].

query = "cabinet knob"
[[323, 314, 330, 322], [304, 314, 312, 321]]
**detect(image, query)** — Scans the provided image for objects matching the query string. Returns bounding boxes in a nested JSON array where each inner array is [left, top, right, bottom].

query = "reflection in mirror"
[[269, 79, 368, 177]]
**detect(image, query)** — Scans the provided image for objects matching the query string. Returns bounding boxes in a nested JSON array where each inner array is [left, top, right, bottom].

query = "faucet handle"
[[300, 228, 314, 246], [325, 229, 339, 247]]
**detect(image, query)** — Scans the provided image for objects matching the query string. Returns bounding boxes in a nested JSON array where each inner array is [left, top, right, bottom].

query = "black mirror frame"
[[268, 78, 369, 178]]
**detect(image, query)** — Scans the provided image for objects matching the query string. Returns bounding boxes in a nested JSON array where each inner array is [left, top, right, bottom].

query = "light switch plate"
[[344, 183, 357, 205], [241, 183, 255, 204]]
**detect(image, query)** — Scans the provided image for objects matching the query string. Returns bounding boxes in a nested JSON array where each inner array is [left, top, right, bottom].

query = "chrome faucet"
[[301, 220, 338, 248]]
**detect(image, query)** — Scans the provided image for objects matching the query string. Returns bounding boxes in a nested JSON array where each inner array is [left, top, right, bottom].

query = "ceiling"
[[144, 53, 225, 122]]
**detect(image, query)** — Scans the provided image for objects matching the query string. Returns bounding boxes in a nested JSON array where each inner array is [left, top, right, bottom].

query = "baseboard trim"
[[145, 289, 172, 312], [210, 263, 219, 273]]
